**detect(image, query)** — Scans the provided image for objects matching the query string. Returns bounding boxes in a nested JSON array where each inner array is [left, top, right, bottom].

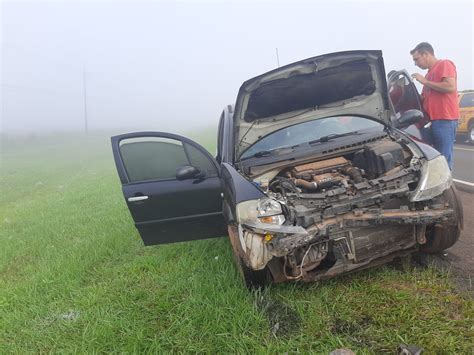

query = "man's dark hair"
[[410, 42, 435, 55]]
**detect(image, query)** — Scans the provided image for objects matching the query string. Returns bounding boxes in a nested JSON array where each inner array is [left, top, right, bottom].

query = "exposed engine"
[[268, 139, 410, 196], [246, 138, 452, 280]]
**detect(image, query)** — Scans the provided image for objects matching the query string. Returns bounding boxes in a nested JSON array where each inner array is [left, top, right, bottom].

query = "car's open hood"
[[233, 50, 391, 158]]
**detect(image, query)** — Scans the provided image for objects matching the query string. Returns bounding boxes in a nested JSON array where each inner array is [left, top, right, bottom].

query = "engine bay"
[[241, 137, 456, 281], [254, 138, 418, 223]]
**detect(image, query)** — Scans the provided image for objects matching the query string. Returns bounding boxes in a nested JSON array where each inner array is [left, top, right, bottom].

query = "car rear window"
[[459, 93, 474, 108]]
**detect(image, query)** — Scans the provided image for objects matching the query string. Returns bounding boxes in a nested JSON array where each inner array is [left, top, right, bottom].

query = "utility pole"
[[276, 48, 280, 68], [83, 65, 88, 134]]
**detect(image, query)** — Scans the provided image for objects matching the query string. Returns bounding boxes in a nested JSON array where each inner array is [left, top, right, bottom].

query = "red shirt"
[[421, 59, 459, 120]]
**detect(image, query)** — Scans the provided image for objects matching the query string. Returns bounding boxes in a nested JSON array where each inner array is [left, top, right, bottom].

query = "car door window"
[[119, 137, 217, 183], [184, 143, 216, 176], [388, 72, 422, 115]]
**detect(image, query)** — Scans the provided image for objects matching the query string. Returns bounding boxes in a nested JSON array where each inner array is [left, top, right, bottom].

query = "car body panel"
[[220, 162, 266, 206], [216, 105, 235, 163], [111, 131, 225, 245], [457, 91, 474, 141], [233, 50, 392, 158]]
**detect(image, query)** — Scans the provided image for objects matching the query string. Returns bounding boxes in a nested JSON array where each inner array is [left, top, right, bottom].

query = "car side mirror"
[[176, 165, 204, 180], [396, 109, 424, 128]]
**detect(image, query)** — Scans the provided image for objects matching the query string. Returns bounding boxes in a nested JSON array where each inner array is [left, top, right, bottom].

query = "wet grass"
[[1, 129, 473, 353]]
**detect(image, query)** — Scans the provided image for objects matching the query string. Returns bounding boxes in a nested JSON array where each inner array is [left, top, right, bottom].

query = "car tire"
[[234, 256, 271, 289], [468, 121, 474, 144], [227, 225, 272, 289], [420, 185, 463, 253]]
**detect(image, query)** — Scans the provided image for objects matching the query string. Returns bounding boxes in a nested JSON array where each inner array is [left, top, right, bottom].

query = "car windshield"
[[240, 116, 384, 159]]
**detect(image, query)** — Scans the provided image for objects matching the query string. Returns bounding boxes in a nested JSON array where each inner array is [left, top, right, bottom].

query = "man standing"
[[410, 42, 459, 170]]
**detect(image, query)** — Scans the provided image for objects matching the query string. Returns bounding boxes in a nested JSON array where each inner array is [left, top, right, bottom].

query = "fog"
[[1, 0, 473, 135]]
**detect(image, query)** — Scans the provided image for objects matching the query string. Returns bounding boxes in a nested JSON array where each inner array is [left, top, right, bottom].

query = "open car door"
[[111, 132, 226, 245], [387, 70, 433, 144]]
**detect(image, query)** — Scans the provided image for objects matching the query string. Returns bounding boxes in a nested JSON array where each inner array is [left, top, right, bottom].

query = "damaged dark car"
[[111, 50, 463, 288]]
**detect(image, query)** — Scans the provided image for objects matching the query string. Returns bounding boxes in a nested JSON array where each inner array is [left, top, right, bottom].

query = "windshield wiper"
[[239, 150, 273, 160], [241, 145, 298, 160], [309, 131, 361, 144], [252, 150, 273, 158]]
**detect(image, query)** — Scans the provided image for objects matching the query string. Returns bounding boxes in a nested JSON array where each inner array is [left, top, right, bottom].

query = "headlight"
[[256, 198, 285, 224], [410, 155, 452, 202], [236, 198, 285, 225]]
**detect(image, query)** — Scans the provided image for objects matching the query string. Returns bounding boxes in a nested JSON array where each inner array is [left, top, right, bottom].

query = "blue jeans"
[[431, 119, 458, 170]]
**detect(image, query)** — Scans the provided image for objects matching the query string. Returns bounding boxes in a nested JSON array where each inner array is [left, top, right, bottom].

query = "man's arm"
[[412, 74, 456, 93]]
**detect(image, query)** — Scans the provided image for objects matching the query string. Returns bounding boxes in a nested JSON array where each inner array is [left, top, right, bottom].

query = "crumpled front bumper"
[[238, 206, 456, 270]]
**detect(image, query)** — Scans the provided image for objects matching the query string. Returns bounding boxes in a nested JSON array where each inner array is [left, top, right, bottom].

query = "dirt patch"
[[253, 290, 301, 338], [330, 316, 372, 335], [328, 316, 387, 351]]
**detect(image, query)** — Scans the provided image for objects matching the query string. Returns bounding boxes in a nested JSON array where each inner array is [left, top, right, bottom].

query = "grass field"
[[1, 129, 473, 353]]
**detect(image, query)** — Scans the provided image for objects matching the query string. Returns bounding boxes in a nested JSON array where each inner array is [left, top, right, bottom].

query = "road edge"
[[454, 179, 474, 194]]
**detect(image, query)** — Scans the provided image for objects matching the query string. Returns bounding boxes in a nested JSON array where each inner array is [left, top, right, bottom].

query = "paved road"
[[431, 189, 473, 296], [446, 143, 473, 295], [453, 142, 474, 185]]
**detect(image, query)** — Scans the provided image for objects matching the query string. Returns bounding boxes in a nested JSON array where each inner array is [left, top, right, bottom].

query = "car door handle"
[[128, 196, 149, 202]]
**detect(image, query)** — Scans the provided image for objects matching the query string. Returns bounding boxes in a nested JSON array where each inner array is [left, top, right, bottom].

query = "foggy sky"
[[1, 0, 473, 134]]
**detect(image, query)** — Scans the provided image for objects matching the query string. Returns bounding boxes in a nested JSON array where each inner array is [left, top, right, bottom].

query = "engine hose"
[[294, 179, 318, 191], [344, 166, 363, 183]]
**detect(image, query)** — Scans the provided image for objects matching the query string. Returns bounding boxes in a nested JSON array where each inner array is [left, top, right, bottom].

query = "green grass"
[[1, 129, 473, 353]]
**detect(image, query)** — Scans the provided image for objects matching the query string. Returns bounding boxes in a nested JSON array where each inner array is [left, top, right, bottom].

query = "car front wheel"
[[420, 185, 463, 253], [468, 121, 474, 144], [227, 225, 272, 289]]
